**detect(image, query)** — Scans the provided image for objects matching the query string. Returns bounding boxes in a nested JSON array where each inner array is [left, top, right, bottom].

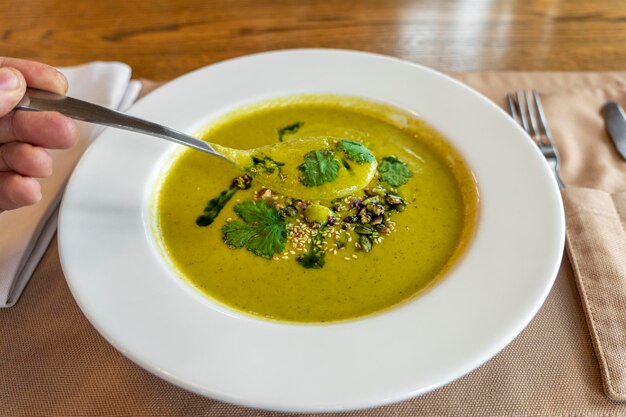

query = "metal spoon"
[[16, 87, 223, 157], [16, 88, 377, 200]]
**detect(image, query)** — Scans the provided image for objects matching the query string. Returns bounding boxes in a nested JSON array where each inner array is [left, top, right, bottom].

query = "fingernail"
[[0, 68, 20, 91], [55, 68, 69, 94]]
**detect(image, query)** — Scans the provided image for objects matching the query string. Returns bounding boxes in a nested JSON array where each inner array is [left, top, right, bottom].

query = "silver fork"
[[506, 90, 565, 189]]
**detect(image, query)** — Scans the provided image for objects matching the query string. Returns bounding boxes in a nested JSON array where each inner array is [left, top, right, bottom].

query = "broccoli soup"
[[153, 95, 478, 323]]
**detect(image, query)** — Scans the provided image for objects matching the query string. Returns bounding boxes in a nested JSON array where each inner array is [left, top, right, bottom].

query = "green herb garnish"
[[298, 149, 340, 187], [277, 121, 303, 142], [196, 175, 252, 227], [337, 140, 375, 164], [249, 154, 285, 175], [296, 230, 326, 269], [378, 156, 413, 187], [222, 200, 287, 259]]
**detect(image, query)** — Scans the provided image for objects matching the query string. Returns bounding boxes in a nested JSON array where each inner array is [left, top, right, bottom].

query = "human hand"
[[0, 58, 78, 212]]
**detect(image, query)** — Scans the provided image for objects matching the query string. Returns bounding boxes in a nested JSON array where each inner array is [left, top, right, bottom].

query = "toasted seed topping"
[[359, 235, 373, 252], [354, 224, 375, 235]]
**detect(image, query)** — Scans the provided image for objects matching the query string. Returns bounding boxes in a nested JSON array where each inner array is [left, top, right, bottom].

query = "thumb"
[[0, 67, 26, 117]]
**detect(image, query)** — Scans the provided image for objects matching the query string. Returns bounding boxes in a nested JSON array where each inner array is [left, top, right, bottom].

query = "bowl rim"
[[58, 48, 565, 412]]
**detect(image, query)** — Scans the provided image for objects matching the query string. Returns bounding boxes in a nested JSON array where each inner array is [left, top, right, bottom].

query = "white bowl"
[[58, 49, 564, 412]]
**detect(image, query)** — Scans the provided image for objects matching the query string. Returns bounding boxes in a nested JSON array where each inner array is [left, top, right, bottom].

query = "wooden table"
[[1, 0, 625, 78]]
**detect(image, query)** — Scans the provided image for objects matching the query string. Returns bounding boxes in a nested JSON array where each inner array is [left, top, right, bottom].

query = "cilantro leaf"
[[221, 222, 256, 247], [298, 149, 340, 187], [222, 200, 287, 259], [247, 227, 287, 259], [277, 121, 303, 142], [337, 140, 375, 164], [378, 156, 413, 187], [234, 200, 284, 224]]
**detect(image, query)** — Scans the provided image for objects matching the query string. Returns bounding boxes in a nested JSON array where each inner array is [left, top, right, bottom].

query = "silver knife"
[[601, 101, 626, 160]]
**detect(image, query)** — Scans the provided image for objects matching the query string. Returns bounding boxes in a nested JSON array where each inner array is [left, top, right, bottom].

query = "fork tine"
[[524, 90, 540, 141], [506, 89, 565, 189], [532, 90, 552, 146], [515, 91, 529, 133], [507, 94, 520, 125]]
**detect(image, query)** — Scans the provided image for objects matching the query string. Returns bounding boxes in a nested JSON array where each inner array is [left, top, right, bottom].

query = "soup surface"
[[212, 135, 378, 201], [154, 95, 478, 323]]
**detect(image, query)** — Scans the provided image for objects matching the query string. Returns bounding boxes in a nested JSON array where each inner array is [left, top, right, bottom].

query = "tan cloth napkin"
[[563, 188, 626, 400], [1, 71, 626, 416], [0, 62, 141, 307]]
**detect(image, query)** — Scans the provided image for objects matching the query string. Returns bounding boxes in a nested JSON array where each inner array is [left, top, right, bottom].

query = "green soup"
[[153, 95, 478, 323]]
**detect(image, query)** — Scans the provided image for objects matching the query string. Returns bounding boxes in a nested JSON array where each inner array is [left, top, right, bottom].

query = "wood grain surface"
[[1, 0, 625, 79]]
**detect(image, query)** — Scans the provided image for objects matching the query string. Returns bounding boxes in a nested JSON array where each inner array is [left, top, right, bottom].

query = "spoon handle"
[[16, 87, 223, 158]]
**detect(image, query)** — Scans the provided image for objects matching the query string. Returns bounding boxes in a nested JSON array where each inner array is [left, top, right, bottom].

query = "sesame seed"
[[352, 254, 358, 259], [343, 256, 351, 261]]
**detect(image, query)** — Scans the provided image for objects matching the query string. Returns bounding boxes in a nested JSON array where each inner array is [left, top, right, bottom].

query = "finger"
[[0, 57, 68, 95], [0, 172, 41, 210], [0, 67, 26, 117], [0, 110, 79, 148], [0, 143, 52, 178]]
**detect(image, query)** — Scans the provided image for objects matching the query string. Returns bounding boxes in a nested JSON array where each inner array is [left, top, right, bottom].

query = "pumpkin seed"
[[283, 205, 298, 217], [367, 203, 385, 216], [359, 235, 373, 252], [370, 215, 383, 225], [354, 225, 375, 235], [385, 194, 404, 205]]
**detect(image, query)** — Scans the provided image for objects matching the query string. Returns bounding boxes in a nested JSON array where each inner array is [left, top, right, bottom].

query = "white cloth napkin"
[[0, 62, 141, 307]]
